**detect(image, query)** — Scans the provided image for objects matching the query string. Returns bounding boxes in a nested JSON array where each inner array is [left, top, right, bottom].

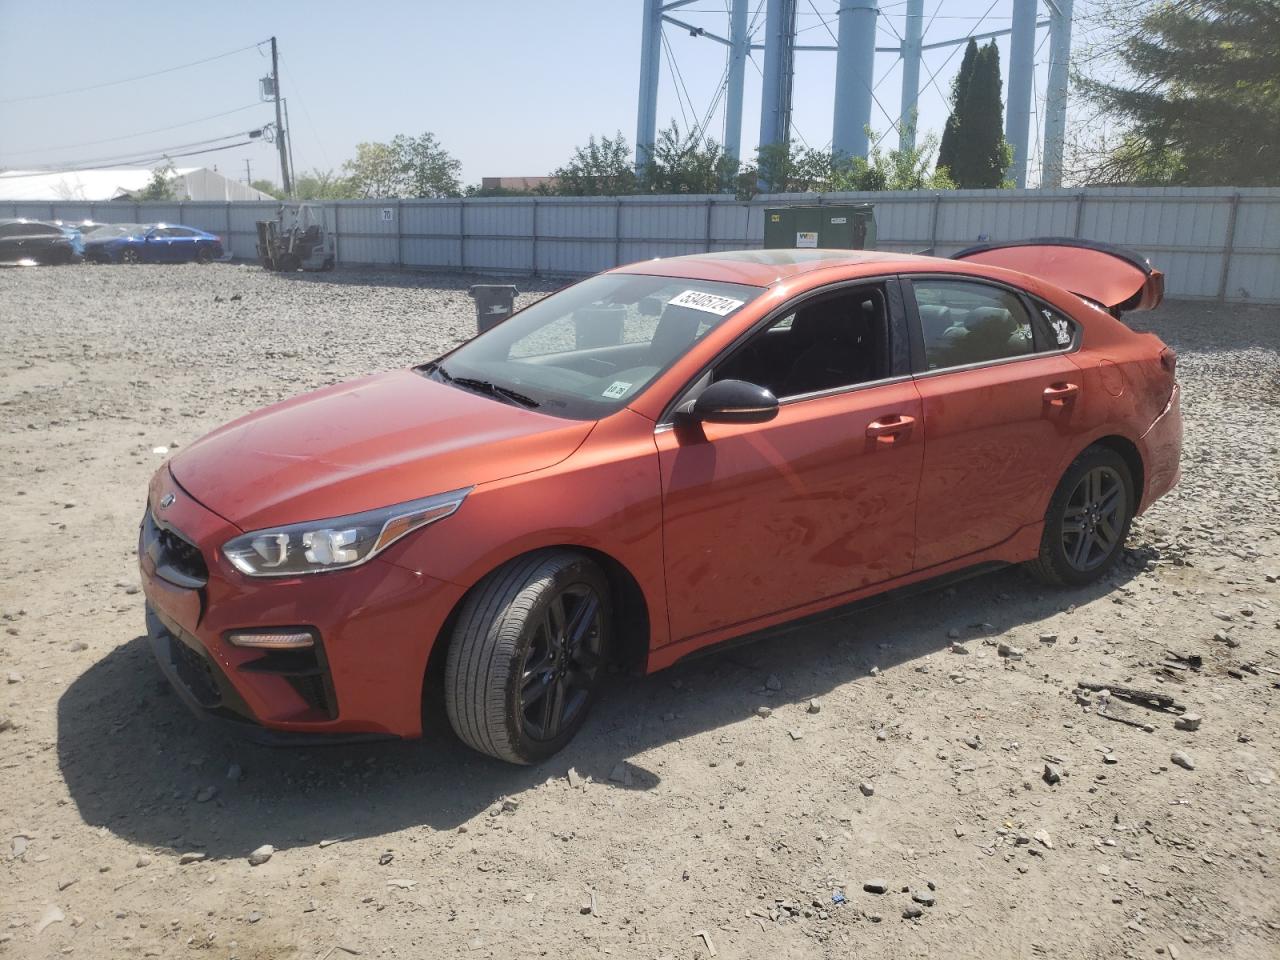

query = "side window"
[[714, 285, 890, 399], [913, 279, 1035, 370], [1033, 301, 1078, 349]]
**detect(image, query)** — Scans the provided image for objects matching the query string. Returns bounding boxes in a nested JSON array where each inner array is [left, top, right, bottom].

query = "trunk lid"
[[952, 238, 1164, 314]]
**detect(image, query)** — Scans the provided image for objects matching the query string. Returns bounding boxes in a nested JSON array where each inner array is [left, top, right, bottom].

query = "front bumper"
[[138, 470, 467, 741]]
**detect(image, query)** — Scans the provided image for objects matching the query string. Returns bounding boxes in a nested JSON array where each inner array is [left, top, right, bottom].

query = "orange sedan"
[[139, 241, 1180, 763]]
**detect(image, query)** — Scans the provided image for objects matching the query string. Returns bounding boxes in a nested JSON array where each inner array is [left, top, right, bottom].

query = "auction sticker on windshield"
[[602, 380, 633, 399], [668, 289, 745, 316]]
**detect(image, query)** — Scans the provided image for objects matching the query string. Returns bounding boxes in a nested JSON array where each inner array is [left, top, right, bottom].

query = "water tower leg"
[[898, 0, 924, 152], [757, 0, 797, 190], [635, 0, 662, 175], [724, 0, 749, 173], [1042, 0, 1074, 188], [832, 0, 879, 162], [1005, 0, 1037, 188]]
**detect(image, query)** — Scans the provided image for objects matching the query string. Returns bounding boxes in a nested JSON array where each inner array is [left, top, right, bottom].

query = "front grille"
[[141, 507, 208, 588], [169, 633, 221, 707]]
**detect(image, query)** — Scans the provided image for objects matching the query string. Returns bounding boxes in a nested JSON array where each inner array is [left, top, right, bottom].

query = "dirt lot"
[[1, 263, 1277, 960]]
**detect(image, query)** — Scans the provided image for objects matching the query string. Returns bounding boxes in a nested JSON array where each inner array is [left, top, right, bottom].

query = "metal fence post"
[[458, 201, 466, 272], [531, 198, 539, 277], [705, 197, 714, 252], [1217, 192, 1242, 303], [1073, 192, 1086, 238], [614, 199, 623, 267], [929, 194, 942, 251], [333, 204, 341, 266], [397, 199, 404, 269], [225, 202, 233, 256]]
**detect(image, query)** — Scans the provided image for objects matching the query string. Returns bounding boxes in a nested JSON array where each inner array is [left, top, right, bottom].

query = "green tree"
[[133, 161, 176, 201], [549, 132, 638, 196], [937, 40, 1012, 187], [834, 128, 957, 192], [1078, 0, 1279, 185], [937, 39, 979, 178], [250, 179, 284, 199], [342, 133, 462, 198], [293, 168, 360, 200], [641, 122, 739, 194]]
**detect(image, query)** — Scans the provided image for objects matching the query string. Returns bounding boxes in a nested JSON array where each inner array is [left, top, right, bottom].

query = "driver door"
[[656, 280, 923, 646]]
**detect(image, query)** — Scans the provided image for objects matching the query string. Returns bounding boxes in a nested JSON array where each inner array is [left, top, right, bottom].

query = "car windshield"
[[426, 273, 763, 420], [84, 223, 146, 239]]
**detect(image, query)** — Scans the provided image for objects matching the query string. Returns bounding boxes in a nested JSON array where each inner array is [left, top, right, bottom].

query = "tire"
[[445, 550, 611, 764], [195, 245, 214, 264], [120, 248, 140, 265], [1027, 445, 1135, 587]]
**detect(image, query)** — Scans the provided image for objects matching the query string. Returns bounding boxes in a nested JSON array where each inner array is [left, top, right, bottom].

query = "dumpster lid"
[[951, 237, 1163, 313]]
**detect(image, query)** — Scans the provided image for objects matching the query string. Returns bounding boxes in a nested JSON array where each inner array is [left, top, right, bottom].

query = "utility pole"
[[243, 158, 253, 185], [270, 36, 292, 196]]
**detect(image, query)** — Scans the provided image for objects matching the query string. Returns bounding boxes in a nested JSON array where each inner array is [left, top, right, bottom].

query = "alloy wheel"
[[518, 583, 604, 742], [1061, 465, 1126, 571]]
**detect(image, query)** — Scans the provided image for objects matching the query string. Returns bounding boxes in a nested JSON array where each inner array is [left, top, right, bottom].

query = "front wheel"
[[1027, 446, 1135, 587], [445, 551, 610, 764], [120, 248, 140, 265]]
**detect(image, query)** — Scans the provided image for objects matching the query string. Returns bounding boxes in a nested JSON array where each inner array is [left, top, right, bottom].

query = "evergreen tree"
[[939, 40, 1012, 188], [1079, 0, 1279, 185], [937, 39, 978, 176]]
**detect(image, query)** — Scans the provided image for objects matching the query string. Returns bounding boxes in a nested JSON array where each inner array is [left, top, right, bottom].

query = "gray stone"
[[225, 763, 242, 781], [997, 642, 1025, 660], [247, 845, 273, 866], [1171, 750, 1196, 770], [903, 905, 924, 919], [5, 672, 20, 684], [859, 781, 875, 797], [863, 879, 887, 894], [1043, 763, 1063, 785], [950, 641, 969, 654], [755, 705, 773, 718], [912, 889, 936, 906], [806, 698, 821, 714], [1174, 713, 1202, 731], [195, 786, 217, 804], [178, 852, 206, 865]]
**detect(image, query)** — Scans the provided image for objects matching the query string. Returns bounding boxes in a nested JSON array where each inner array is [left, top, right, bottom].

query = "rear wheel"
[[195, 245, 214, 264], [445, 551, 610, 764], [1027, 446, 1134, 587]]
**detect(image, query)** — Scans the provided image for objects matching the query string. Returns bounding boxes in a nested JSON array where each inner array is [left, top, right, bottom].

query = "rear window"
[[914, 279, 1035, 370], [426, 273, 764, 420]]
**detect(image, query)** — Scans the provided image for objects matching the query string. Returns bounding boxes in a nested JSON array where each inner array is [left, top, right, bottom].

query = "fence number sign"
[[381, 207, 394, 222], [796, 231, 819, 248]]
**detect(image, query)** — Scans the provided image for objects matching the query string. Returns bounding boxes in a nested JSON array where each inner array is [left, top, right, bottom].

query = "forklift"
[[255, 203, 335, 272]]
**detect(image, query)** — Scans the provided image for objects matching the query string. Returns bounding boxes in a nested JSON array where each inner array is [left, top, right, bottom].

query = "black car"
[[0, 218, 80, 265]]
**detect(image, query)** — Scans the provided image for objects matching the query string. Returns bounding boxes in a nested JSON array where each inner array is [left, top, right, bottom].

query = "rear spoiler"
[[950, 237, 1164, 315]]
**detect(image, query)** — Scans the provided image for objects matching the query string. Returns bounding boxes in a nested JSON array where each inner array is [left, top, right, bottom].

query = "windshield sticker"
[[602, 381, 633, 399], [668, 289, 745, 316]]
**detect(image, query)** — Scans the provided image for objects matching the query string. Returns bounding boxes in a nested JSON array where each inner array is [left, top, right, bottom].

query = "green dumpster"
[[763, 204, 877, 251]]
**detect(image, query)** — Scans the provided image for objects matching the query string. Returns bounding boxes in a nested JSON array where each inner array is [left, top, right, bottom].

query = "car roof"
[[612, 248, 945, 286]]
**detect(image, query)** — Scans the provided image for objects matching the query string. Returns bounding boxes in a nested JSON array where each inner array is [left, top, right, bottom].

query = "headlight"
[[222, 488, 470, 577]]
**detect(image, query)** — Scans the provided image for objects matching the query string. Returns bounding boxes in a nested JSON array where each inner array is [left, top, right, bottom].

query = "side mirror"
[[687, 379, 779, 424]]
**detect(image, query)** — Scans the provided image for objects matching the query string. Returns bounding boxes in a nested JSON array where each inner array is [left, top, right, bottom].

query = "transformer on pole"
[[832, 0, 879, 162], [898, 0, 924, 152], [635, 0, 663, 175], [1042, 0, 1074, 188], [1004, 0, 1038, 188]]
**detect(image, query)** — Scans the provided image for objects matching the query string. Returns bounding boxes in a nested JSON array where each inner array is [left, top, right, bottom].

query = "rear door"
[[165, 226, 200, 261], [657, 279, 924, 645], [905, 275, 1083, 569]]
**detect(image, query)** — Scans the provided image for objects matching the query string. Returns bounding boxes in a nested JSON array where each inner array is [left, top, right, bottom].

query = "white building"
[[0, 166, 274, 202]]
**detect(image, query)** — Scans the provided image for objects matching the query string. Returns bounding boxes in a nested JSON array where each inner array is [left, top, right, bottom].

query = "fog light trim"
[[226, 629, 316, 650]]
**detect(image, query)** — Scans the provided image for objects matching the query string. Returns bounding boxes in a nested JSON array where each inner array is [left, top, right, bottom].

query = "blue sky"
[[0, 1, 1069, 186]]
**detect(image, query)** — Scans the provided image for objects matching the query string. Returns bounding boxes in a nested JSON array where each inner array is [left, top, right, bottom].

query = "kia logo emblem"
[[159, 493, 176, 509]]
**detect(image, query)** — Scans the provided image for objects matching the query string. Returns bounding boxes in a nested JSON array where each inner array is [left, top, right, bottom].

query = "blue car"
[[84, 223, 224, 264]]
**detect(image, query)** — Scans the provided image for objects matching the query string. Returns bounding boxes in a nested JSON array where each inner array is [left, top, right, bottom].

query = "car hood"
[[169, 369, 594, 531], [951, 238, 1164, 313]]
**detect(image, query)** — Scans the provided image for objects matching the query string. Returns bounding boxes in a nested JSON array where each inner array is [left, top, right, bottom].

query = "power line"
[[0, 40, 268, 105], [1, 103, 265, 158], [0, 139, 262, 178], [12, 129, 266, 173]]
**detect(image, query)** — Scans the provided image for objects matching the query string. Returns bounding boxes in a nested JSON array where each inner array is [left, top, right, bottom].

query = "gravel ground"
[[1, 263, 1277, 960]]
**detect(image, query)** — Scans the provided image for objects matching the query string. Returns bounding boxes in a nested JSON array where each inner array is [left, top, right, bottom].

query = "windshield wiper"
[[430, 364, 539, 409]]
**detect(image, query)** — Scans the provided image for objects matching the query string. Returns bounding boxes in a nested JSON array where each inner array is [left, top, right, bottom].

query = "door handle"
[[1043, 382, 1080, 405], [866, 414, 916, 442]]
